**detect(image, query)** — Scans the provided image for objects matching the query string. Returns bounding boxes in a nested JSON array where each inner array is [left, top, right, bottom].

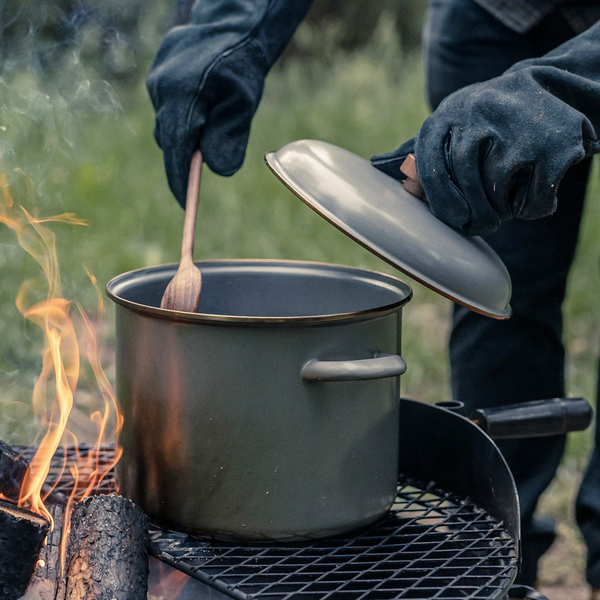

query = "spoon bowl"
[[160, 151, 203, 312]]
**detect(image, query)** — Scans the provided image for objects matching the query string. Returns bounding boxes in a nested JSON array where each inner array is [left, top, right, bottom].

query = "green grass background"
[[2, 24, 598, 448], [0, 17, 599, 588], [1, 20, 599, 452]]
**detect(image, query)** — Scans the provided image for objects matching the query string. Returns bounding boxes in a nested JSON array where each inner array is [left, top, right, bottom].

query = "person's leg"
[[450, 159, 590, 585], [577, 385, 600, 588], [424, 0, 537, 110], [424, 0, 591, 585]]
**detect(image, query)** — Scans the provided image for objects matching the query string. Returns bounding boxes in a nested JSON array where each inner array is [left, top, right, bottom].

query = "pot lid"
[[265, 140, 512, 319]]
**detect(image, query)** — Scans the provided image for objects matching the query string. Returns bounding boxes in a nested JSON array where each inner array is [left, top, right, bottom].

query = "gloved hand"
[[147, 0, 312, 207], [372, 22, 600, 236]]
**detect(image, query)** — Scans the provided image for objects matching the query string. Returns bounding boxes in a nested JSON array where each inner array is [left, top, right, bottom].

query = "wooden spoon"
[[161, 151, 203, 312]]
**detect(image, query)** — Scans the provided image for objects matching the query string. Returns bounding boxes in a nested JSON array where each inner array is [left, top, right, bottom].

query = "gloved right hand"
[[147, 0, 312, 207], [372, 21, 600, 236]]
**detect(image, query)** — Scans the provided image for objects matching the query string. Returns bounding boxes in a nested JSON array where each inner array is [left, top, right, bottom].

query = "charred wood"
[[0, 440, 29, 501], [0, 442, 148, 598], [26, 502, 67, 600], [0, 499, 49, 600], [65, 494, 149, 600], [0, 440, 68, 506]]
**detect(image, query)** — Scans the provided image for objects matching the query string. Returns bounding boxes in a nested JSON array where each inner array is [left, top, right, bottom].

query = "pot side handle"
[[301, 353, 407, 382]]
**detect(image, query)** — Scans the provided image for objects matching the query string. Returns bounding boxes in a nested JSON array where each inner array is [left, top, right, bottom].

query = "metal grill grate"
[[150, 479, 517, 600], [18, 444, 117, 498], [34, 445, 517, 600]]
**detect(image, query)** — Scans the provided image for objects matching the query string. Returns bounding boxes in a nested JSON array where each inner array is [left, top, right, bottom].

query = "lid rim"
[[265, 150, 512, 321]]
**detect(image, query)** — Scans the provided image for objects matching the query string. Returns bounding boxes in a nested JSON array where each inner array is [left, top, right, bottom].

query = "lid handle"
[[400, 154, 428, 202]]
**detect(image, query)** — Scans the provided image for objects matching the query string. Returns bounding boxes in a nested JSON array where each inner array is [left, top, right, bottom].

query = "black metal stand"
[[507, 585, 549, 600]]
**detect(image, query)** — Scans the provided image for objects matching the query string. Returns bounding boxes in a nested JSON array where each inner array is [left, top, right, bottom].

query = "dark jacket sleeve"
[[502, 19, 600, 156], [147, 0, 312, 206]]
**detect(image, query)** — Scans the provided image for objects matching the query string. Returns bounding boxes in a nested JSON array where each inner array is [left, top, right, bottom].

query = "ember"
[[148, 557, 192, 600]]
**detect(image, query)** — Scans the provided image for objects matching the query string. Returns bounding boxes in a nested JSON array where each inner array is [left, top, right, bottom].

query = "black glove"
[[372, 22, 600, 236], [147, 0, 312, 207]]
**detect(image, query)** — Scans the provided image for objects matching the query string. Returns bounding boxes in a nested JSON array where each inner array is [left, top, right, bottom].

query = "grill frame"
[[30, 399, 523, 600]]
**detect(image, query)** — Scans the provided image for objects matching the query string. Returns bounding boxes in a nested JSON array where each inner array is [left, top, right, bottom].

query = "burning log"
[[1, 442, 66, 599], [0, 440, 149, 599], [66, 494, 149, 600], [0, 441, 68, 505], [27, 503, 67, 600], [25, 496, 149, 600], [0, 499, 49, 600], [0, 440, 29, 501]]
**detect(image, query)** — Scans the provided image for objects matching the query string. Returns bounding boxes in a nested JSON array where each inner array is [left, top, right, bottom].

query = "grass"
[[1, 16, 599, 446], [0, 19, 448, 444], [0, 17, 599, 589]]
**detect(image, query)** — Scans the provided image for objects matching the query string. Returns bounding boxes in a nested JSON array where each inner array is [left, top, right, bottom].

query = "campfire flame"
[[0, 167, 122, 540], [148, 557, 192, 600]]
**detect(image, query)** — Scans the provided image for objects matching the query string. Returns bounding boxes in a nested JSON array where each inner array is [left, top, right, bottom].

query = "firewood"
[[65, 494, 149, 600], [0, 443, 148, 598], [0, 440, 68, 505], [0, 440, 29, 501], [0, 499, 50, 600], [26, 502, 67, 600]]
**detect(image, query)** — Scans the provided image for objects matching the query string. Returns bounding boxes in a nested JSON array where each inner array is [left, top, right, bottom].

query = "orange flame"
[[17, 298, 78, 525], [0, 165, 122, 542], [149, 557, 191, 599]]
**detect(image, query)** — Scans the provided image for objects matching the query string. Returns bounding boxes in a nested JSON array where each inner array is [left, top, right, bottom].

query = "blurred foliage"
[[0, 0, 426, 82], [286, 0, 426, 58], [0, 0, 173, 80]]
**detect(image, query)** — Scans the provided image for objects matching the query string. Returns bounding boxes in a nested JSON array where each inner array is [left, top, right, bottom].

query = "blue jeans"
[[423, 0, 597, 587]]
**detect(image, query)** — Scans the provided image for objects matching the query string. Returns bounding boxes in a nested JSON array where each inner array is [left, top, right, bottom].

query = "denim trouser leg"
[[577, 388, 600, 588], [450, 159, 589, 585], [424, 0, 592, 586]]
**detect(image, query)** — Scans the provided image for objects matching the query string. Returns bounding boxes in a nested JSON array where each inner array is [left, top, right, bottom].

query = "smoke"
[[0, 3, 125, 191], [0, 1, 173, 445]]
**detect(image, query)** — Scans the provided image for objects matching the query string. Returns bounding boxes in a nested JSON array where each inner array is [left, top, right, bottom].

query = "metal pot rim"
[[106, 259, 413, 326]]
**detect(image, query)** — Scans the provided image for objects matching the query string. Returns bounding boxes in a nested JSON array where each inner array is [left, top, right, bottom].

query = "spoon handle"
[[181, 151, 203, 263]]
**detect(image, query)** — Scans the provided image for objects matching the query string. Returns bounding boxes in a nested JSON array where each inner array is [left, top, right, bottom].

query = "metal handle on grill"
[[301, 354, 407, 382], [472, 397, 592, 440], [508, 585, 549, 599]]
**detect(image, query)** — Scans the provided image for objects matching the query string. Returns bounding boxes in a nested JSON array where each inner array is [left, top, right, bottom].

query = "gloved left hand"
[[147, 0, 312, 207], [372, 22, 600, 236]]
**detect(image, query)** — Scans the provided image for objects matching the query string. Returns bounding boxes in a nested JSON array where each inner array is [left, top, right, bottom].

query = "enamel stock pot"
[[107, 140, 515, 541], [108, 260, 412, 540]]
